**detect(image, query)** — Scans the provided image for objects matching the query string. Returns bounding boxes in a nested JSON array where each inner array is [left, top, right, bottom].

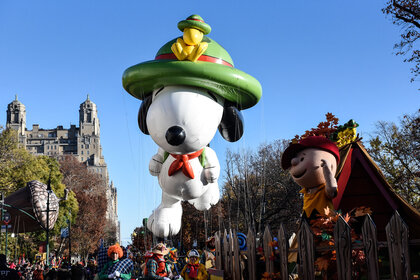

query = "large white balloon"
[[146, 85, 223, 237]]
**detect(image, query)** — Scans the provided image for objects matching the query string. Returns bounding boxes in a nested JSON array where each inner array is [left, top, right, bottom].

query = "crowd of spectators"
[[0, 237, 217, 280]]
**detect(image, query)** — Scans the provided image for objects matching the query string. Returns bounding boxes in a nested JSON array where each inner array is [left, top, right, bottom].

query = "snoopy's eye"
[[300, 157, 304, 162]]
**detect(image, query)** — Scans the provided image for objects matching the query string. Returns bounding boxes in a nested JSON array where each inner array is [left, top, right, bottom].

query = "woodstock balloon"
[[122, 15, 262, 237]]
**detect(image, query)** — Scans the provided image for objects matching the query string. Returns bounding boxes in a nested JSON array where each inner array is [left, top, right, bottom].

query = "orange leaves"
[[295, 113, 340, 140], [343, 213, 351, 223], [261, 272, 271, 280], [354, 206, 372, 217], [315, 257, 330, 271], [268, 241, 278, 248], [323, 206, 331, 216], [261, 272, 282, 280], [309, 206, 370, 277]]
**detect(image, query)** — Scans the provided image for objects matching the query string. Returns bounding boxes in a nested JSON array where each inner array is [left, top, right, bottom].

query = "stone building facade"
[[6, 95, 119, 242]]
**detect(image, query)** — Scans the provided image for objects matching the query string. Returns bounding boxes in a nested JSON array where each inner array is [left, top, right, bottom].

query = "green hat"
[[122, 19, 262, 110], [178, 15, 211, 35]]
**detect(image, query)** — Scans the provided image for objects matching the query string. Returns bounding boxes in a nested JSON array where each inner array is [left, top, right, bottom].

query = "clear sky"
[[0, 1, 419, 246]]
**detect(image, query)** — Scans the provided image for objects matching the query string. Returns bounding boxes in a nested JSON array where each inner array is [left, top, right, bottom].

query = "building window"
[[81, 144, 84, 148], [87, 151, 89, 155], [81, 157, 84, 161], [86, 144, 89, 149], [81, 151, 84, 155]]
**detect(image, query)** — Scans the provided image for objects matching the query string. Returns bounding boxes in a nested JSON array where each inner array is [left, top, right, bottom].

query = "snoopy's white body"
[[146, 86, 223, 237], [155, 148, 220, 202]]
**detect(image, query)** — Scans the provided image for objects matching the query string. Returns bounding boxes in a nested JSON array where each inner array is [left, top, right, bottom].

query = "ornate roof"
[[334, 141, 420, 239]]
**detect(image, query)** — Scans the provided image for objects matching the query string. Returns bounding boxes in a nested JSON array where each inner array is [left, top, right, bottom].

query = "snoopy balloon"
[[123, 15, 262, 237]]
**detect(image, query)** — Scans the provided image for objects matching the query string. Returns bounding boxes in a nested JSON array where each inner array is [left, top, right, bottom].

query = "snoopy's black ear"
[[138, 96, 153, 135], [218, 104, 244, 142]]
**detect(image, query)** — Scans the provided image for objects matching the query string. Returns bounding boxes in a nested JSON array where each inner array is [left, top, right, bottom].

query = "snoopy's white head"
[[138, 85, 244, 154]]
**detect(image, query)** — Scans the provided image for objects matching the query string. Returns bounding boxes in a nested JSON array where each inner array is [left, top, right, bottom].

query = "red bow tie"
[[168, 149, 203, 179]]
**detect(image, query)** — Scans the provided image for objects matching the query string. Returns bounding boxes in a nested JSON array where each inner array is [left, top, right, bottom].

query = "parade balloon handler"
[[166, 248, 182, 278], [122, 14, 262, 238], [32, 263, 44, 280], [281, 136, 340, 221], [144, 243, 173, 280], [98, 244, 133, 280], [181, 250, 208, 280], [200, 236, 216, 269]]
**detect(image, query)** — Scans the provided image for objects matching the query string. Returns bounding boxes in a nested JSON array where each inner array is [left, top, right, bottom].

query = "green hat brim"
[[178, 20, 211, 35], [122, 60, 261, 110]]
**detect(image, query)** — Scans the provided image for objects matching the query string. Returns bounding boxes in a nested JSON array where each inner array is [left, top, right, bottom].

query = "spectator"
[[144, 243, 171, 280], [200, 237, 216, 269], [181, 250, 208, 280], [44, 267, 57, 280], [71, 263, 86, 280], [32, 264, 44, 280], [0, 254, 20, 280], [98, 244, 131, 280]]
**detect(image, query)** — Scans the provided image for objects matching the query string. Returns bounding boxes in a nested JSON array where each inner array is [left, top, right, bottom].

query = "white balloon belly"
[[158, 156, 209, 201]]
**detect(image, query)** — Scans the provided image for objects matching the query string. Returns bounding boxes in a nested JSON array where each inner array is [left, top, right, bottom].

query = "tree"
[[383, 0, 420, 82], [59, 155, 107, 258], [103, 220, 118, 246], [0, 128, 45, 193], [221, 140, 301, 237], [131, 226, 153, 252], [172, 201, 224, 251], [368, 109, 420, 209]]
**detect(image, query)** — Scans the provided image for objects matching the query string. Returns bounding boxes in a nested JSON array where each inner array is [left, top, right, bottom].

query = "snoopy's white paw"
[[147, 204, 182, 237], [188, 183, 220, 211], [204, 166, 218, 183], [208, 183, 220, 205], [188, 198, 211, 211], [149, 154, 163, 176]]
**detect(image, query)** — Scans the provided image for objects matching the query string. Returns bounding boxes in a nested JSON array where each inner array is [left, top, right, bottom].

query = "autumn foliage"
[[310, 206, 371, 279], [294, 113, 339, 140], [59, 155, 107, 258]]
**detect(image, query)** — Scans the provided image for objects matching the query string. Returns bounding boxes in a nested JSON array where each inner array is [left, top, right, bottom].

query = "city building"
[[6, 95, 120, 242]]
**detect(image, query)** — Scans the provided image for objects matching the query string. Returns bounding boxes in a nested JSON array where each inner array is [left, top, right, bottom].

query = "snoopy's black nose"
[[165, 126, 186, 146]]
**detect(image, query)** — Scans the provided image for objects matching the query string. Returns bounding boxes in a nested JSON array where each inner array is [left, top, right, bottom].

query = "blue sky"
[[1, 1, 419, 246]]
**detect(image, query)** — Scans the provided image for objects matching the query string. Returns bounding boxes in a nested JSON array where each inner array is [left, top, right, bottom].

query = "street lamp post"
[[11, 233, 17, 261], [0, 192, 3, 253], [46, 175, 52, 266], [68, 210, 71, 265], [3, 212, 10, 259]]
